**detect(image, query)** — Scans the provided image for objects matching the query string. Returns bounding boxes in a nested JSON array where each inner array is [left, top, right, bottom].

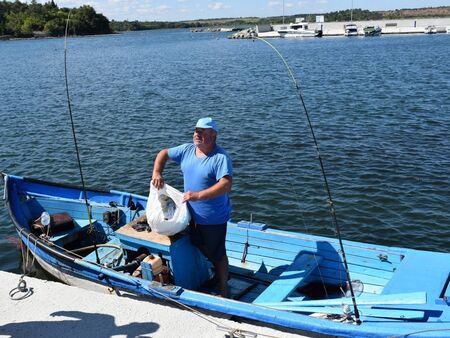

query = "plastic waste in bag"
[[158, 194, 176, 220], [146, 183, 190, 236]]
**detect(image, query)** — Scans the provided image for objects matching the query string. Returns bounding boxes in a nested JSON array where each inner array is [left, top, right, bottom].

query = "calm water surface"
[[0, 30, 449, 272]]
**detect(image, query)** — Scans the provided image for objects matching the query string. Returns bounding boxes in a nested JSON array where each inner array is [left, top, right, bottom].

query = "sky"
[[33, 0, 450, 21]]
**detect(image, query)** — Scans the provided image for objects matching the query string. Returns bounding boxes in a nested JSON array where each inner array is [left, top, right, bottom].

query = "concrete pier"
[[0, 271, 307, 338], [309, 18, 450, 36], [238, 17, 450, 38]]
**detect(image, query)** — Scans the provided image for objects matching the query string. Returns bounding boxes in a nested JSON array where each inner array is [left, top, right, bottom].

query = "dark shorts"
[[190, 221, 227, 262]]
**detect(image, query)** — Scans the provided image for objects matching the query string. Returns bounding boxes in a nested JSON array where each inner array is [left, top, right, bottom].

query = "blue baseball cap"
[[195, 117, 217, 132]]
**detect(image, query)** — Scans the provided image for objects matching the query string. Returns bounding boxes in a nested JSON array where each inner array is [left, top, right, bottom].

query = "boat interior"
[[10, 178, 450, 322]]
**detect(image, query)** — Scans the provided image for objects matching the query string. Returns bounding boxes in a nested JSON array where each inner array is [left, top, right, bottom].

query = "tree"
[[0, 0, 112, 37]]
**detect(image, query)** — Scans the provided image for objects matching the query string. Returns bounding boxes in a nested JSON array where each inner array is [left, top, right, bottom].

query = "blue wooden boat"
[[3, 173, 450, 337]]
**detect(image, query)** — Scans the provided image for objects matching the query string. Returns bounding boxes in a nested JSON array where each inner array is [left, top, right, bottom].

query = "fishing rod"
[[254, 37, 362, 324], [64, 12, 101, 265]]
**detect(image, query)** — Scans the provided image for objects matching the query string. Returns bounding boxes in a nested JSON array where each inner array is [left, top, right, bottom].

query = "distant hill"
[[381, 6, 450, 19], [110, 6, 450, 32]]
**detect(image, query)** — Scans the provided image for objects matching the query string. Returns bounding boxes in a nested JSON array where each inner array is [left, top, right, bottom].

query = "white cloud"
[[156, 5, 170, 12], [208, 2, 229, 10], [285, 2, 294, 8], [268, 1, 281, 7], [317, 0, 328, 4]]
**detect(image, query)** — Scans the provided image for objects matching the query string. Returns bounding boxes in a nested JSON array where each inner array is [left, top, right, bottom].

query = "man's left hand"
[[183, 191, 200, 202]]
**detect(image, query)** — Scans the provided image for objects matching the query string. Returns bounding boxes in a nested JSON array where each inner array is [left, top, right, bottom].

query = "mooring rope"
[[254, 37, 361, 324], [9, 230, 37, 300]]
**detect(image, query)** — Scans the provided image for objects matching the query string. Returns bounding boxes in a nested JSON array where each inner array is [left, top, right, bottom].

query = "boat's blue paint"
[[226, 236, 398, 275], [49, 218, 93, 245], [262, 291, 427, 307], [253, 253, 323, 304], [443, 280, 450, 305], [82, 237, 123, 265], [237, 220, 267, 231], [261, 305, 426, 320], [4, 173, 450, 337], [227, 225, 405, 264]]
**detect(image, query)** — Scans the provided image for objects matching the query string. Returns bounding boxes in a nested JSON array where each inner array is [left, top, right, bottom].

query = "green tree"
[[21, 14, 43, 35], [43, 17, 64, 35], [5, 11, 27, 36]]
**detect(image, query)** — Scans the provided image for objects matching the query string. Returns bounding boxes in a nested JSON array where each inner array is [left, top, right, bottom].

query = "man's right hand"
[[151, 173, 164, 189], [152, 149, 169, 190]]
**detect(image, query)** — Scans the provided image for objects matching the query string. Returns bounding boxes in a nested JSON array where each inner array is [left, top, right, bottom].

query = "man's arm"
[[152, 149, 169, 189], [183, 175, 232, 202]]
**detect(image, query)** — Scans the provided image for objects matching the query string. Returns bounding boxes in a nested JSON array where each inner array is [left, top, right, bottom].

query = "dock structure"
[[231, 17, 450, 38], [0, 271, 304, 338], [313, 18, 450, 36]]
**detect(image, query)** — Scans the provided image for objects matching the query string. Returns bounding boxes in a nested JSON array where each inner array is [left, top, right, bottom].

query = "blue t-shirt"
[[168, 143, 232, 225]]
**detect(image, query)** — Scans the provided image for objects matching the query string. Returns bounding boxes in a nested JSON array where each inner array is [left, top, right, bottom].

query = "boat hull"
[[4, 173, 450, 337], [279, 30, 320, 38], [364, 27, 382, 37]]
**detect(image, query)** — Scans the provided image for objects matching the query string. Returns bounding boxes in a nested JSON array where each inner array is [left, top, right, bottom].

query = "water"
[[1, 31, 449, 272]]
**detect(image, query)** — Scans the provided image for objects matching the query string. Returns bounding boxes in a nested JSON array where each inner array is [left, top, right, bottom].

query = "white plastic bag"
[[146, 183, 190, 236]]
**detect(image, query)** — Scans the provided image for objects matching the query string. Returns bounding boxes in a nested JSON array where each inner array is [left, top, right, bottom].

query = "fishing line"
[[249, 44, 329, 299], [64, 11, 100, 265], [254, 37, 361, 324]]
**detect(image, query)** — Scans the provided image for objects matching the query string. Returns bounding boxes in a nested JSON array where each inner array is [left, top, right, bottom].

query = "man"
[[152, 117, 232, 297]]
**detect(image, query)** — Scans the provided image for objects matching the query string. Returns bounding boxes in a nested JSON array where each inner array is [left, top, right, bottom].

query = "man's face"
[[193, 128, 216, 147]]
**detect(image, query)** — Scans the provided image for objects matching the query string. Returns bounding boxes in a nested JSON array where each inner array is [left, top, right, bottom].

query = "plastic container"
[[40, 212, 51, 226], [141, 254, 163, 280]]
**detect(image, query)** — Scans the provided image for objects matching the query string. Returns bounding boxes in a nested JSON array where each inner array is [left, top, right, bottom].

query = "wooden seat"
[[50, 218, 95, 246], [116, 214, 182, 246], [253, 253, 322, 304]]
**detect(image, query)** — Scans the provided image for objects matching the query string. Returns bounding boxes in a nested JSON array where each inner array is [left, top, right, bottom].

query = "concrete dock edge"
[[0, 271, 309, 338]]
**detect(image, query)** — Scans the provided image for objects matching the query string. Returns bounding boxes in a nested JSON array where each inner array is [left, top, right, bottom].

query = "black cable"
[[64, 12, 100, 265], [255, 37, 361, 324]]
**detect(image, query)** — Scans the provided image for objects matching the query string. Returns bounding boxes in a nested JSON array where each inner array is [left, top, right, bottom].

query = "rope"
[[254, 37, 361, 324], [9, 230, 37, 300], [136, 280, 284, 338], [9, 276, 33, 300], [64, 11, 100, 264]]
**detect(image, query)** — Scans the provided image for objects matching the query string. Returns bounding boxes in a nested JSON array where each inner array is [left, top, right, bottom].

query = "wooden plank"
[[32, 197, 130, 234], [257, 304, 425, 320], [226, 232, 400, 272], [264, 291, 426, 307], [228, 263, 278, 283], [116, 215, 182, 246], [226, 241, 394, 281], [227, 224, 404, 265], [307, 273, 384, 295], [253, 253, 322, 304], [83, 237, 123, 265], [229, 258, 386, 296], [227, 248, 291, 271], [227, 246, 390, 288], [308, 265, 389, 287], [50, 218, 95, 245]]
